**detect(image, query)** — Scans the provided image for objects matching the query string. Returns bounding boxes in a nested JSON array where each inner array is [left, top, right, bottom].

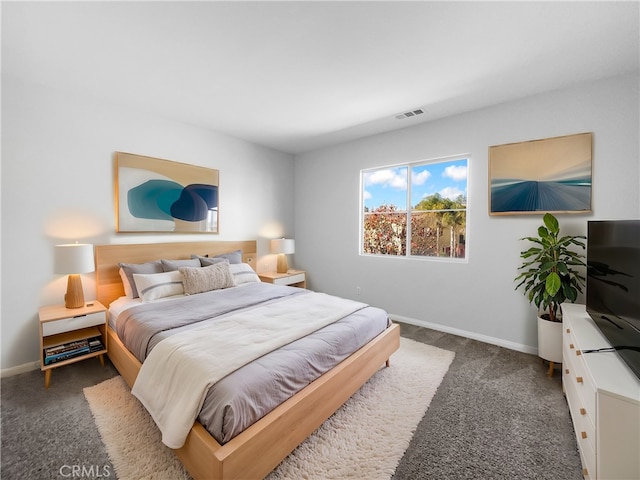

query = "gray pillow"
[[191, 254, 229, 267], [161, 258, 201, 272], [213, 249, 243, 264], [118, 260, 163, 298]]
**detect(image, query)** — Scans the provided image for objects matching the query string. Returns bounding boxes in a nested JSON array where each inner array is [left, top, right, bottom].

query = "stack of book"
[[44, 336, 104, 365], [88, 336, 104, 353]]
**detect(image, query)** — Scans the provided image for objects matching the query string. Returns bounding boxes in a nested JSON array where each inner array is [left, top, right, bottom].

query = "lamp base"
[[276, 254, 289, 274], [65, 274, 85, 309]]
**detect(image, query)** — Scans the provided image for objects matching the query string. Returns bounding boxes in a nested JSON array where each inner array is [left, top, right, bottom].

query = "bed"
[[95, 240, 400, 480]]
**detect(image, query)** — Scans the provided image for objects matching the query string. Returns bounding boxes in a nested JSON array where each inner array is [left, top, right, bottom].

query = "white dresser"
[[561, 303, 640, 479]]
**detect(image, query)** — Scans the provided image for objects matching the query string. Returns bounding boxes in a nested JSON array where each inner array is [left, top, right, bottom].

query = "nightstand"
[[38, 301, 108, 388], [259, 270, 306, 288]]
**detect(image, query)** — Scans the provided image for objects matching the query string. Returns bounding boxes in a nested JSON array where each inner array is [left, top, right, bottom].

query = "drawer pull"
[[580, 408, 587, 415], [576, 350, 582, 356], [570, 343, 575, 349], [565, 368, 570, 374], [583, 468, 588, 476], [566, 328, 571, 334], [576, 376, 583, 383], [581, 431, 588, 439]]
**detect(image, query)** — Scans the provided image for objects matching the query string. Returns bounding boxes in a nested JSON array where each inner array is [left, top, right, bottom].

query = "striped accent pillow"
[[132, 270, 184, 302], [229, 263, 261, 285], [118, 260, 164, 298]]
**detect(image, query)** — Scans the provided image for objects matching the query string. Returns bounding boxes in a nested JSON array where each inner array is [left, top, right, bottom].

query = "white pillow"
[[179, 263, 235, 295], [133, 270, 184, 302], [118, 260, 164, 298], [119, 267, 133, 298], [229, 263, 261, 285]]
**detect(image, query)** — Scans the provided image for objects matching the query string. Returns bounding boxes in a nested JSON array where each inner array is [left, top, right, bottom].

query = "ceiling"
[[2, 1, 639, 154]]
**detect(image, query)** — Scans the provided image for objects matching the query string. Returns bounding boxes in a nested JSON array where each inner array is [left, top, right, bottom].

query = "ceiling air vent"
[[395, 108, 425, 120]]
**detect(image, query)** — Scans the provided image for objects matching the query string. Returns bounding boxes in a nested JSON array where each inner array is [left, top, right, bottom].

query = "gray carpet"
[[1, 359, 119, 479], [1, 323, 583, 479], [393, 324, 582, 480]]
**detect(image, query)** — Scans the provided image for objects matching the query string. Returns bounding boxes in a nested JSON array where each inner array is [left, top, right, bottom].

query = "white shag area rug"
[[84, 337, 454, 480]]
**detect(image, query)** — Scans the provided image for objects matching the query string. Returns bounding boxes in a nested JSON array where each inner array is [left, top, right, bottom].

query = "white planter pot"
[[537, 315, 563, 363]]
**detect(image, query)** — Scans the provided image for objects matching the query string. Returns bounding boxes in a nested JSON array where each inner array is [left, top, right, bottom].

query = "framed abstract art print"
[[489, 132, 592, 215], [115, 152, 219, 233]]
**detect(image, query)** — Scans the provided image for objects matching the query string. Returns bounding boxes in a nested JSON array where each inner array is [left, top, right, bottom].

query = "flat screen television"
[[586, 220, 640, 380]]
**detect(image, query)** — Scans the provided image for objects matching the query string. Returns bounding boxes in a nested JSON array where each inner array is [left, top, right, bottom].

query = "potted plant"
[[515, 213, 586, 375]]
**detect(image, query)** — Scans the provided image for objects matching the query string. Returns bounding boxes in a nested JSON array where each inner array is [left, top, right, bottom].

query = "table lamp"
[[270, 238, 295, 273], [54, 243, 95, 308]]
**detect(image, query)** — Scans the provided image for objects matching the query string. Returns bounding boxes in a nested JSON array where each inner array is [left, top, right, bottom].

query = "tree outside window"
[[362, 157, 468, 259]]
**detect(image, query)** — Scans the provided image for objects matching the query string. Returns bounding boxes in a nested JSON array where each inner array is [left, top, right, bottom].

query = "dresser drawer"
[[272, 273, 305, 285], [42, 311, 105, 336], [564, 363, 596, 453], [564, 337, 597, 423], [579, 433, 596, 480]]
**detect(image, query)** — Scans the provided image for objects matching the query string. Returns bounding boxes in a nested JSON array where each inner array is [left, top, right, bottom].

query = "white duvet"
[[131, 291, 366, 448]]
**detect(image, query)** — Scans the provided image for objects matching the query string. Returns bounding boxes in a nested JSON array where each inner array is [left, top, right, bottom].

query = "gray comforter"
[[114, 283, 390, 444]]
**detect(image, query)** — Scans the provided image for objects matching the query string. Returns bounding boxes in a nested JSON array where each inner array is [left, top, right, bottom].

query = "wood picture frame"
[[115, 152, 219, 233], [488, 132, 592, 215]]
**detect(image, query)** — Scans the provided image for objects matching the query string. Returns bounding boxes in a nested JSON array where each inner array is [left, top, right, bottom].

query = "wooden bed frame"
[[95, 240, 400, 480]]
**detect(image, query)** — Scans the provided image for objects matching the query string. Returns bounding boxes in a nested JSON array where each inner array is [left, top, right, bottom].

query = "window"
[[361, 156, 468, 259]]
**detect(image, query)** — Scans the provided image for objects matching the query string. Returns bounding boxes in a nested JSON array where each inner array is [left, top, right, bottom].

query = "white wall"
[[294, 73, 640, 353], [1, 75, 295, 371], [2, 73, 638, 371]]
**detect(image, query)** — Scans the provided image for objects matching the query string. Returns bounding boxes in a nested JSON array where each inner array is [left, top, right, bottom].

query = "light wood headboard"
[[95, 240, 257, 307]]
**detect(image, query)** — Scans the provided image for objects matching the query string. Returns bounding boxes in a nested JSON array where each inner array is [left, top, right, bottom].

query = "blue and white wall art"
[[489, 132, 592, 215], [116, 152, 219, 233]]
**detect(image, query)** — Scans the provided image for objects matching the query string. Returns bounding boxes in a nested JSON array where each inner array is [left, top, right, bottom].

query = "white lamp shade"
[[54, 244, 95, 274], [270, 238, 295, 255]]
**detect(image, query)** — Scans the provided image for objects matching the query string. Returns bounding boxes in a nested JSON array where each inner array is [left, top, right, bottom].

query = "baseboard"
[[390, 314, 538, 356], [1, 361, 40, 378]]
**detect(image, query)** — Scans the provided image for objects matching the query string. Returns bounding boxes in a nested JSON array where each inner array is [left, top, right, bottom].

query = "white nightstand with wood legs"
[[258, 270, 306, 288], [38, 301, 108, 388]]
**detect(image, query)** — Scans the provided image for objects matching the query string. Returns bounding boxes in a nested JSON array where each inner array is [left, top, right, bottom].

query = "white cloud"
[[440, 186, 464, 200], [364, 168, 406, 189], [412, 169, 431, 185], [363, 190, 371, 201], [443, 165, 467, 181]]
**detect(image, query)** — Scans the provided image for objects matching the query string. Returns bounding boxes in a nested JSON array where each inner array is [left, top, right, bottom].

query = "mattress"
[[110, 282, 390, 444]]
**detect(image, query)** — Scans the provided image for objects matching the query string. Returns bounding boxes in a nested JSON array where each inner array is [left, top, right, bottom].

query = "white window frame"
[[360, 154, 469, 261]]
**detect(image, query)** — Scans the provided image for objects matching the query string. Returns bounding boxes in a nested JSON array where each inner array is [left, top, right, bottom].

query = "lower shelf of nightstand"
[[41, 349, 107, 389], [41, 325, 107, 388], [41, 348, 107, 371], [42, 326, 102, 350]]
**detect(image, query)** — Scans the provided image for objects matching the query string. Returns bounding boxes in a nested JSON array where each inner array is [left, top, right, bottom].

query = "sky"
[[362, 158, 468, 211]]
